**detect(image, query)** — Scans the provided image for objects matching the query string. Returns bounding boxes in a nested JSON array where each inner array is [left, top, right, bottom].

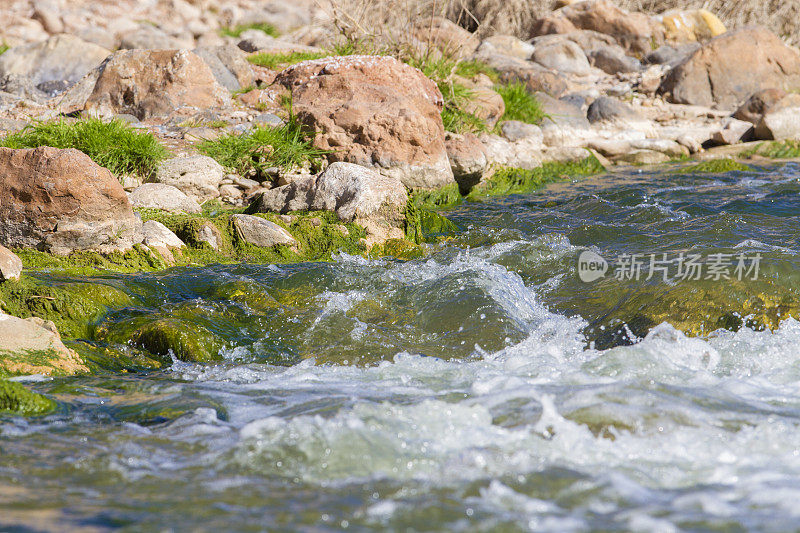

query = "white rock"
[[231, 214, 297, 248], [129, 183, 202, 214], [142, 220, 185, 249], [0, 244, 22, 281], [154, 155, 225, 202]]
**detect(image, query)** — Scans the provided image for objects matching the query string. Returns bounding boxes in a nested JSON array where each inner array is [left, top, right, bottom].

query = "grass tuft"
[[496, 82, 546, 125], [219, 23, 279, 38], [0, 118, 169, 178], [248, 51, 330, 70], [455, 60, 500, 83]]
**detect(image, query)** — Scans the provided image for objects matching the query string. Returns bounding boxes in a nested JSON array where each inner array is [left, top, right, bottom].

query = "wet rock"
[[0, 380, 55, 416], [0, 312, 88, 376], [659, 8, 726, 43], [587, 45, 640, 74], [193, 45, 255, 92], [64, 49, 230, 119], [153, 155, 226, 202], [587, 97, 639, 124], [0, 245, 22, 282], [476, 35, 534, 59], [710, 118, 754, 145], [231, 214, 297, 248], [754, 94, 800, 141], [276, 55, 453, 190], [659, 27, 800, 109], [142, 220, 185, 249], [445, 133, 489, 192], [125, 318, 223, 363], [129, 183, 202, 214], [0, 147, 141, 255], [532, 39, 591, 76], [0, 34, 110, 89], [734, 89, 787, 125]]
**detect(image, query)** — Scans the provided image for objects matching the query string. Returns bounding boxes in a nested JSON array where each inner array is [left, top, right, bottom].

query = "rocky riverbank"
[[3, 0, 800, 413]]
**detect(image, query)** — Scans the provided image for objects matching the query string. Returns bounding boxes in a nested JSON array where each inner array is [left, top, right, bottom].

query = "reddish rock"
[[0, 147, 141, 255], [659, 27, 800, 109], [733, 88, 788, 125], [412, 17, 479, 58], [275, 55, 454, 190]]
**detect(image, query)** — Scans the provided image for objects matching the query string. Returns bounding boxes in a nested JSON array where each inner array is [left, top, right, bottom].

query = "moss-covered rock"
[[684, 158, 751, 173], [0, 380, 56, 416]]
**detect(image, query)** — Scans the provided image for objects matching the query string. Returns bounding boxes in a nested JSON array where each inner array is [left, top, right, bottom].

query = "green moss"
[[370, 238, 424, 259], [496, 82, 546, 125], [469, 157, 605, 199], [404, 199, 458, 244], [409, 183, 463, 210], [0, 118, 169, 178], [455, 60, 500, 83], [0, 348, 83, 378], [0, 380, 55, 416], [220, 23, 279, 38], [247, 51, 329, 70], [16, 245, 169, 275], [756, 140, 800, 159], [683, 158, 752, 173], [0, 276, 135, 339]]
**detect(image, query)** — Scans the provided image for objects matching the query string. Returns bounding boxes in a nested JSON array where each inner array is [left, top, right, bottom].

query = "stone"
[[532, 39, 591, 76], [733, 89, 787, 125], [219, 184, 244, 200], [231, 214, 297, 248], [587, 97, 639, 124], [496, 60, 568, 98], [276, 55, 454, 190], [32, 3, 63, 34], [659, 9, 726, 43], [0, 34, 110, 88], [754, 94, 800, 141], [237, 30, 276, 53], [412, 17, 479, 58], [193, 45, 255, 92], [153, 155, 226, 202], [658, 27, 800, 109], [119, 25, 188, 50], [249, 176, 317, 214], [587, 45, 640, 74], [614, 149, 671, 165], [499, 121, 544, 143], [197, 222, 222, 250], [142, 220, 185, 249], [479, 133, 544, 169], [644, 43, 700, 67], [532, 0, 664, 55], [0, 73, 47, 102], [445, 133, 489, 192], [311, 163, 407, 245], [64, 49, 230, 119], [538, 92, 590, 128], [0, 245, 22, 282], [0, 312, 88, 376], [0, 147, 141, 255], [457, 79, 505, 128], [129, 183, 202, 214], [476, 35, 535, 59], [710, 118, 754, 145]]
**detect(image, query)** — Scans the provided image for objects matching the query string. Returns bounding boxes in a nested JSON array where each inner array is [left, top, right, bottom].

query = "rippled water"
[[4, 163, 800, 531]]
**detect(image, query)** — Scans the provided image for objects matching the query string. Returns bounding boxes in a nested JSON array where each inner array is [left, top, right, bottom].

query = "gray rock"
[[119, 25, 186, 50], [644, 43, 700, 67], [0, 34, 110, 87], [754, 94, 800, 141], [76, 26, 118, 50], [129, 183, 202, 214], [142, 220, 185, 249], [538, 92, 590, 128], [253, 113, 283, 127], [711, 118, 754, 145], [476, 35, 535, 60], [499, 120, 544, 143], [445, 133, 489, 192], [231, 214, 296, 248], [193, 45, 254, 92], [0, 74, 47, 102], [249, 176, 317, 214], [588, 45, 641, 74], [587, 97, 639, 124], [532, 39, 591, 76], [154, 156, 225, 202], [197, 222, 222, 250], [0, 245, 22, 282]]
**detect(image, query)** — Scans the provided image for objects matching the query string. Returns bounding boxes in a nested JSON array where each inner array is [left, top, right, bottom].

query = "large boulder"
[[733, 88, 787, 125], [275, 55, 454, 190], [531, 39, 591, 76], [193, 45, 255, 92], [0, 312, 88, 376], [153, 155, 225, 202], [0, 147, 142, 255], [658, 27, 800, 109], [531, 0, 664, 55], [659, 9, 726, 44], [0, 34, 110, 91], [61, 49, 230, 119]]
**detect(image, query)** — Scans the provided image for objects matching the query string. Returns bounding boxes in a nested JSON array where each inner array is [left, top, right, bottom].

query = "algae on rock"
[[0, 380, 56, 416]]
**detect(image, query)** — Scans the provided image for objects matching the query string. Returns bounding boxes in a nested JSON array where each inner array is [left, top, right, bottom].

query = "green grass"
[[683, 158, 752, 173], [219, 22, 279, 38], [0, 43, 8, 56], [496, 82, 546, 125], [757, 140, 800, 159], [470, 157, 605, 199], [248, 50, 329, 70], [455, 60, 500, 83], [197, 113, 327, 177], [439, 81, 487, 134], [0, 118, 169, 178]]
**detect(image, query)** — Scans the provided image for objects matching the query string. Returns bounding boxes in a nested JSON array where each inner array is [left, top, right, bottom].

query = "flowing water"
[[4, 163, 800, 531]]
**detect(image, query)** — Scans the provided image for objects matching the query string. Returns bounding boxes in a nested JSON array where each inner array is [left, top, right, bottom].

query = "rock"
[[0, 380, 55, 416], [0, 312, 88, 376], [193, 45, 255, 91], [445, 133, 489, 192], [0, 34, 110, 88], [0, 73, 46, 101], [64, 49, 230, 119], [532, 39, 591, 76], [128, 183, 202, 214], [734, 89, 787, 125], [237, 30, 275, 53], [76, 27, 117, 50], [32, 2, 63, 34], [0, 147, 141, 255], [710, 118, 754, 145], [119, 25, 188, 50], [219, 184, 244, 200], [197, 222, 222, 250], [659, 9, 726, 43], [532, 0, 664, 55], [153, 155, 226, 202], [677, 134, 703, 153], [500, 120, 544, 143], [587, 45, 640, 74], [497, 61, 568, 98], [479, 133, 544, 169], [614, 149, 671, 165], [644, 43, 700, 67], [0, 245, 22, 282], [631, 139, 690, 158], [249, 176, 318, 214], [142, 220, 185, 249], [539, 92, 590, 128], [754, 94, 800, 141], [276, 55, 454, 190], [412, 17, 479, 58], [231, 214, 297, 248], [659, 27, 800, 109], [476, 35, 534, 59], [457, 80, 505, 128], [586, 96, 639, 124]]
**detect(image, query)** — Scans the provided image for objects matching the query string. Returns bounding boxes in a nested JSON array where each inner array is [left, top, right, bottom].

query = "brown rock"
[[0, 244, 22, 282], [276, 55, 454, 190], [445, 133, 488, 193], [659, 27, 800, 109], [754, 94, 800, 141], [0, 147, 141, 255], [733, 88, 787, 125], [70, 49, 230, 119], [412, 17, 479, 58], [0, 313, 89, 376]]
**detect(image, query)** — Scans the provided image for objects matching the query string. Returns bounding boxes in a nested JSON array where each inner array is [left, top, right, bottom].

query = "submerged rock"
[[0, 311, 88, 376], [0, 147, 142, 255]]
